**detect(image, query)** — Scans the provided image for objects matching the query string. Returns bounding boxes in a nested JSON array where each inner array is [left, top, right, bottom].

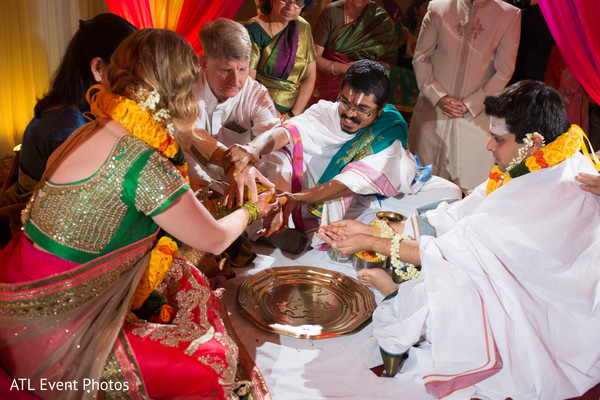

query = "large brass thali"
[[237, 266, 376, 339]]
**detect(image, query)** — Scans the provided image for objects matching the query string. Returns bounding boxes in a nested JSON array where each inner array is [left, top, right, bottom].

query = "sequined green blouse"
[[23, 135, 189, 264]]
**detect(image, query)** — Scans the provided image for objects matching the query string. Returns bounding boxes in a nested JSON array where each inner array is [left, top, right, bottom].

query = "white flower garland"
[[397, 264, 421, 281], [373, 219, 395, 238], [138, 90, 160, 111], [372, 219, 395, 260], [373, 219, 421, 281], [502, 132, 545, 180], [390, 233, 420, 281], [133, 88, 175, 136]]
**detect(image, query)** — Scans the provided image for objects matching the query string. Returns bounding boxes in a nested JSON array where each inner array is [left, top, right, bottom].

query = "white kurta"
[[266, 100, 461, 238], [374, 153, 600, 399], [408, 0, 521, 190], [178, 72, 280, 182]]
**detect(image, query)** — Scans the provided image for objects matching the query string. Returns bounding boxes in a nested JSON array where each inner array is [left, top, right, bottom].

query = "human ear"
[[90, 57, 104, 83], [529, 135, 544, 154], [198, 55, 207, 69]]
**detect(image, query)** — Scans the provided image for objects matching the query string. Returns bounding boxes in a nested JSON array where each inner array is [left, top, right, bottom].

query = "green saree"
[[311, 0, 397, 102], [246, 16, 316, 113]]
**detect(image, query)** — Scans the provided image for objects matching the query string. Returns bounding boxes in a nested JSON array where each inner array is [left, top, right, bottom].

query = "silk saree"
[[246, 16, 316, 114], [311, 0, 397, 103], [0, 120, 269, 400]]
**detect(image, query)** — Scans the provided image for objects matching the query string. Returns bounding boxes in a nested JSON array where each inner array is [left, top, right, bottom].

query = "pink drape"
[[538, 0, 600, 105], [105, 0, 245, 54], [176, 0, 244, 54], [105, 0, 154, 29]]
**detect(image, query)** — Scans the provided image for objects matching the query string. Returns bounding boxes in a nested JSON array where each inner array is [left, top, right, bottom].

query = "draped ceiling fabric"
[[105, 0, 245, 54], [538, 0, 600, 105]]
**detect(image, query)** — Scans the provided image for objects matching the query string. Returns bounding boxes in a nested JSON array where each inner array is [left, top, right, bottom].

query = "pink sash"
[[281, 123, 306, 232]]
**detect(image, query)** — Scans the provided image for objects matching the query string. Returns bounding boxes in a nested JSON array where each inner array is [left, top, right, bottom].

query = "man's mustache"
[[341, 113, 360, 124]]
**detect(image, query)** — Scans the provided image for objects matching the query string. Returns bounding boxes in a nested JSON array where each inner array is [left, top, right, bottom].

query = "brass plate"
[[237, 266, 376, 339]]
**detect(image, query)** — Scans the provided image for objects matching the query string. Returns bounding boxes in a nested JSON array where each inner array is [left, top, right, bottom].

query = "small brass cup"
[[376, 211, 406, 222]]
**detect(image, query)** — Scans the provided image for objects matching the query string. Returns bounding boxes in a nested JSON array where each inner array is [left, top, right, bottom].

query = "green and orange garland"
[[486, 125, 586, 195], [87, 84, 185, 316]]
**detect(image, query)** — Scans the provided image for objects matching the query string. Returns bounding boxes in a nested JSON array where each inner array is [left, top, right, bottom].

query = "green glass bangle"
[[240, 202, 260, 225]]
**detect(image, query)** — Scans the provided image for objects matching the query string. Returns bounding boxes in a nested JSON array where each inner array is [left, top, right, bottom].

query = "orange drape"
[[105, 0, 245, 54]]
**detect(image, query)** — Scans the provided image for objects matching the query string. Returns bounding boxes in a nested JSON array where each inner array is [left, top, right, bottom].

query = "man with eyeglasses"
[[225, 59, 461, 247]]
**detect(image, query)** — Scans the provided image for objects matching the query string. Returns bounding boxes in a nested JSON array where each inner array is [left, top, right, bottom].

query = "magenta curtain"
[[105, 0, 154, 29], [105, 0, 245, 54], [538, 0, 600, 104], [176, 0, 245, 54]]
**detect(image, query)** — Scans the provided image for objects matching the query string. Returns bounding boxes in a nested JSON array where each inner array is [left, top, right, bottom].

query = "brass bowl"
[[376, 211, 406, 222], [353, 251, 387, 271], [327, 245, 353, 263]]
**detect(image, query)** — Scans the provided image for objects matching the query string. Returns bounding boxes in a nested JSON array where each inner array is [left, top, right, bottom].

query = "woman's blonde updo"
[[108, 28, 200, 129]]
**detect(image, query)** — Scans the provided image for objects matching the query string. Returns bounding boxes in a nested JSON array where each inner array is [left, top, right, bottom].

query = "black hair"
[[405, 0, 430, 31], [258, 0, 318, 15], [34, 13, 137, 117], [340, 59, 390, 107], [505, 0, 531, 10], [484, 80, 570, 143]]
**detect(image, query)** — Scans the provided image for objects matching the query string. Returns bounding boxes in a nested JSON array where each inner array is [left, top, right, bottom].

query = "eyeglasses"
[[337, 95, 379, 118], [280, 0, 305, 8]]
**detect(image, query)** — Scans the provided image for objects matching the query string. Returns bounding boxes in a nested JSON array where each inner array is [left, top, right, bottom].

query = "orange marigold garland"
[[130, 235, 178, 310], [149, 304, 176, 324], [86, 84, 187, 314], [86, 84, 188, 181], [486, 125, 584, 195]]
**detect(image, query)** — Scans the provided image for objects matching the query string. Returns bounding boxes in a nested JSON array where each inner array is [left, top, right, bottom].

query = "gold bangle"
[[239, 202, 260, 225], [211, 198, 229, 219], [330, 61, 337, 76]]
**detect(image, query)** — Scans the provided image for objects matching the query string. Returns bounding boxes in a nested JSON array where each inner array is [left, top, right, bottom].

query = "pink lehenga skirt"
[[0, 233, 269, 400]]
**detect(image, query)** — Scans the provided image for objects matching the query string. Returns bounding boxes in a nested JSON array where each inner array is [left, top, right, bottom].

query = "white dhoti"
[[267, 101, 462, 245], [373, 154, 600, 399]]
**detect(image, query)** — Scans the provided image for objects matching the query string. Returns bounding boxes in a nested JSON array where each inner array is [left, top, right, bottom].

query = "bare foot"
[[356, 268, 398, 297]]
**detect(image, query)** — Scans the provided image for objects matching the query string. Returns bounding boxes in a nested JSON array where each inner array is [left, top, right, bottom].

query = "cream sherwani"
[[408, 0, 521, 190], [374, 153, 600, 399]]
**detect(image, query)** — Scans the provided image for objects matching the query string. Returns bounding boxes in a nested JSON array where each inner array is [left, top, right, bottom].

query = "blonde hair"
[[199, 18, 251, 61], [108, 28, 200, 129]]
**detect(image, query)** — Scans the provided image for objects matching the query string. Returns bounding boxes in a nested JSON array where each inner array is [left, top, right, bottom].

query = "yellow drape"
[[149, 0, 185, 31], [0, 1, 47, 159], [0, 0, 107, 160]]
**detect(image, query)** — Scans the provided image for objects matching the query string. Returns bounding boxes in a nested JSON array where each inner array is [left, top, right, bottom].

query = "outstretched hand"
[[318, 219, 377, 240], [316, 230, 377, 255], [189, 177, 212, 201], [224, 165, 275, 208], [275, 192, 300, 232], [223, 144, 259, 177], [253, 189, 283, 237], [576, 172, 600, 196], [259, 196, 286, 237]]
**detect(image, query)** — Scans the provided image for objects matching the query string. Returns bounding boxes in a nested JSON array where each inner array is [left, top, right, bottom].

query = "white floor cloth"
[[222, 242, 437, 400]]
